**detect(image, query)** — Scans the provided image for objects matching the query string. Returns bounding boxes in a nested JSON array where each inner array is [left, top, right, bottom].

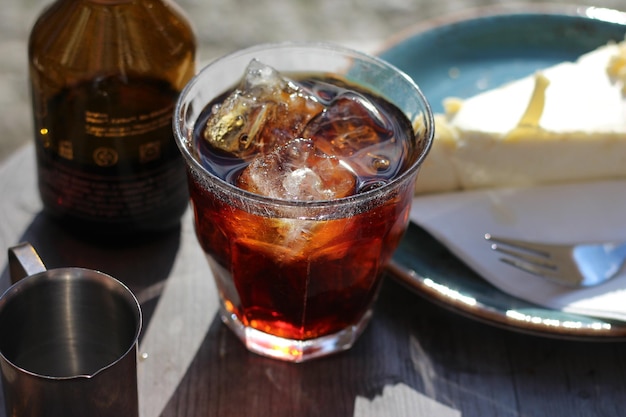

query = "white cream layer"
[[415, 41, 626, 194]]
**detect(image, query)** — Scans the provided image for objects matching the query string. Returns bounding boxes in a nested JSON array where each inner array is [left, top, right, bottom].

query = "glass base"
[[219, 307, 373, 363]]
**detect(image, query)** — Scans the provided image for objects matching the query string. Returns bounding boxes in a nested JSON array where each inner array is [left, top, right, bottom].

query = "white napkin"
[[409, 179, 626, 322]]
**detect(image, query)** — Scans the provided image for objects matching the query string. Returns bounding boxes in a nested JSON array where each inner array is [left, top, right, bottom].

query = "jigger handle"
[[8, 242, 47, 284]]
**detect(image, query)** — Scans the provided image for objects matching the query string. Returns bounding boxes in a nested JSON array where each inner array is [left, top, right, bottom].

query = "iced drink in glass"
[[174, 43, 433, 362]]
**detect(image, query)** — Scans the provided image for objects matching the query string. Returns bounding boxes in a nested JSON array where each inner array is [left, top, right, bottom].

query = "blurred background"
[[2, 0, 625, 163]]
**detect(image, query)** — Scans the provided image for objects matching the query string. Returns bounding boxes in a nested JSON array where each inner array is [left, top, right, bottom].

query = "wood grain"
[[0, 146, 625, 417]]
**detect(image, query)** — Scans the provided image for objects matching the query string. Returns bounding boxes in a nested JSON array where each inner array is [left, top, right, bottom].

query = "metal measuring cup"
[[0, 242, 142, 417]]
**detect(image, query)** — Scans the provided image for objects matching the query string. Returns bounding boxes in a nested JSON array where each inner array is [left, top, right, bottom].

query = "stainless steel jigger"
[[0, 242, 142, 417]]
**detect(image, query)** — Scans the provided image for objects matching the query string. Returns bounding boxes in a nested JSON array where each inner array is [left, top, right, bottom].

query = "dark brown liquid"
[[34, 76, 189, 234], [190, 75, 418, 340], [194, 75, 418, 193]]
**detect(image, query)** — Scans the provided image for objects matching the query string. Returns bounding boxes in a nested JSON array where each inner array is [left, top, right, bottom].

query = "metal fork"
[[484, 234, 626, 287]]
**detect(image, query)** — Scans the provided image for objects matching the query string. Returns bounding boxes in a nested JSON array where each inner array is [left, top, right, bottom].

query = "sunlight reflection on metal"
[[423, 278, 477, 306], [505, 309, 612, 331]]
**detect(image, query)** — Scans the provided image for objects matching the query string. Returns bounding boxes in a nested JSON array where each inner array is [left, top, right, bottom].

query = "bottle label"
[[33, 76, 189, 229], [85, 106, 172, 140], [37, 150, 187, 222]]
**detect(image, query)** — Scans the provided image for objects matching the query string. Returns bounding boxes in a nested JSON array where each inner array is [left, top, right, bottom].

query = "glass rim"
[[173, 41, 434, 209]]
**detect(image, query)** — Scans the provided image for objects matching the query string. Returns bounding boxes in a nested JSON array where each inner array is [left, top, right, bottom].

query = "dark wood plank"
[[1, 166, 625, 417], [154, 275, 626, 417]]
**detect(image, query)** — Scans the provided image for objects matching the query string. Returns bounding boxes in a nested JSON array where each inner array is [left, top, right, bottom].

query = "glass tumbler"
[[173, 42, 433, 362]]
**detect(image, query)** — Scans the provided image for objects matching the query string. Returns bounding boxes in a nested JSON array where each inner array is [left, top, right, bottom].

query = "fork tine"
[[499, 255, 562, 280], [490, 244, 557, 269], [484, 233, 551, 257], [485, 233, 563, 280], [484, 233, 605, 287]]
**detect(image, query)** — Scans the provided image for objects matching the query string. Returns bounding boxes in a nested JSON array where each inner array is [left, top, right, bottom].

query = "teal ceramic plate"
[[382, 5, 626, 340]]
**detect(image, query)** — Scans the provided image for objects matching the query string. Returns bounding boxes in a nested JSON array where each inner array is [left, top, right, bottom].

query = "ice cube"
[[203, 60, 324, 159], [302, 92, 398, 179], [237, 138, 356, 200]]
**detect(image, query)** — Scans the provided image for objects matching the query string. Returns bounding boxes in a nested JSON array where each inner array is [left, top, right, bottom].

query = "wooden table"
[[1, 145, 625, 417]]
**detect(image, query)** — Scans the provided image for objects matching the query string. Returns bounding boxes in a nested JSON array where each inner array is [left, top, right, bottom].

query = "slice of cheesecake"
[[415, 39, 626, 194]]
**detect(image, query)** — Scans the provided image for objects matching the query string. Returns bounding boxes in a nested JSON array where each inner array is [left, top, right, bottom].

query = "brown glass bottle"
[[28, 0, 196, 236]]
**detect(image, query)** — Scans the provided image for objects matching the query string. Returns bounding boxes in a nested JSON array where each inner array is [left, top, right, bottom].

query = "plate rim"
[[388, 258, 626, 341], [375, 3, 626, 56], [380, 4, 626, 341]]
